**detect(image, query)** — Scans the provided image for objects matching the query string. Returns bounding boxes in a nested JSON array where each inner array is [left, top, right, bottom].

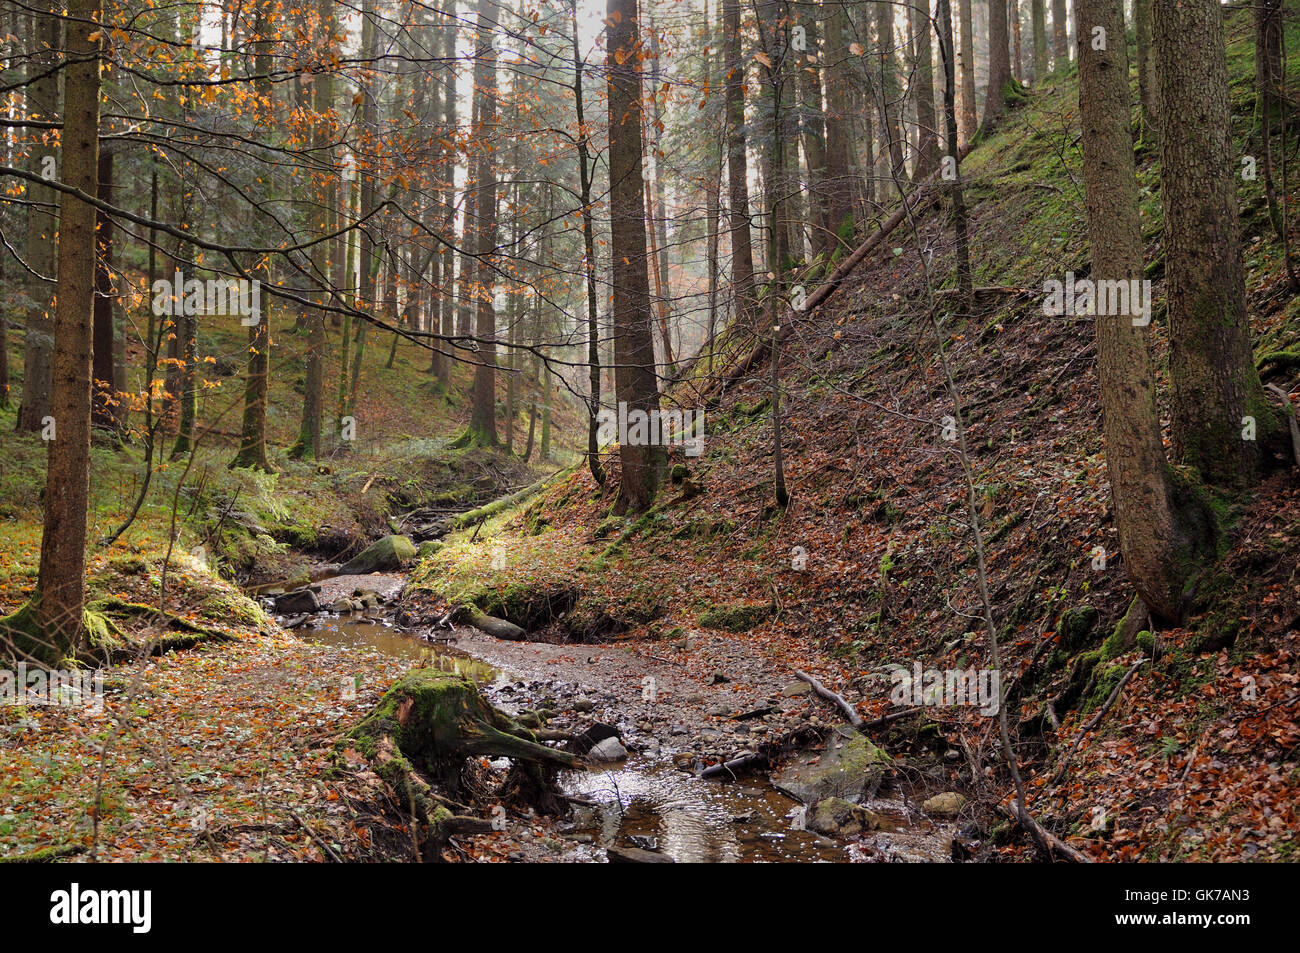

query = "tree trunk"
[[912, 0, 939, 178], [1051, 0, 1067, 69], [348, 0, 379, 423], [17, 1, 59, 434], [957, 0, 978, 143], [981, 0, 1013, 131], [704, 7, 723, 370], [1077, 0, 1203, 621], [570, 0, 605, 484], [1031, 0, 1047, 82], [724, 0, 757, 327], [938, 0, 973, 307], [437, 0, 458, 389], [36, 0, 101, 658], [171, 272, 198, 456], [607, 0, 664, 511], [1134, 0, 1158, 144], [822, 0, 857, 248], [875, 1, 907, 193], [794, 4, 830, 259], [1154, 0, 1274, 487], [1255, 0, 1283, 139], [646, 12, 675, 370], [468, 0, 499, 447], [289, 0, 334, 460], [1010, 0, 1021, 82]]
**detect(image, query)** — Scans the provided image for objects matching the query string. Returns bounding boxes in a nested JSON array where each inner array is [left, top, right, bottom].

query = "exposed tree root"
[[342, 668, 582, 861]]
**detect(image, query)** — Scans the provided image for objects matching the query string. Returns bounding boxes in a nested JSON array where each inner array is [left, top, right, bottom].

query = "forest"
[[0, 0, 1296, 878]]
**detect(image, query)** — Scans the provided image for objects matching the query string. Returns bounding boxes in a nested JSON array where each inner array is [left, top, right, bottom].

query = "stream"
[[286, 576, 956, 864]]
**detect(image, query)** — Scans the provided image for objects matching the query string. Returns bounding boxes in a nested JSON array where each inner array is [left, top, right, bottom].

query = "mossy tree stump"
[[344, 669, 581, 859]]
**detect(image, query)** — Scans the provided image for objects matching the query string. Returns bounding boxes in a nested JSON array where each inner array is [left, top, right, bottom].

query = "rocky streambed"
[[247, 547, 977, 863]]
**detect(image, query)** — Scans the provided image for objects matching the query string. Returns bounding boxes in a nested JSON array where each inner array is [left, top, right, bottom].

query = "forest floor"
[[3, 7, 1300, 863]]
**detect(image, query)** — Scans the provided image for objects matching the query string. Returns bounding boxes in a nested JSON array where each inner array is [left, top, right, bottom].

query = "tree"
[[91, 147, 119, 434], [911, 0, 939, 178], [1077, 0, 1203, 621], [937, 0, 972, 306], [34, 0, 102, 658], [873, 1, 907, 192], [1134, 0, 1158, 144], [822, 0, 856, 247], [289, 0, 336, 461], [723, 0, 757, 327], [645, 6, 675, 372], [794, 2, 831, 259], [1030, 0, 1047, 82], [1051, 0, 1067, 69], [467, 0, 500, 447], [957, 0, 977, 141], [569, 0, 605, 484], [16, 1, 59, 434], [980, 0, 1013, 131], [231, 0, 276, 471], [607, 0, 664, 511], [437, 1, 459, 389], [1154, 0, 1275, 488]]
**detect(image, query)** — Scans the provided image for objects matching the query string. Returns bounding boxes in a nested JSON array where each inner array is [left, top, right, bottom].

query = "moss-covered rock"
[[806, 797, 897, 836], [338, 534, 417, 574], [1057, 604, 1099, 650], [772, 726, 890, 804], [698, 601, 774, 633]]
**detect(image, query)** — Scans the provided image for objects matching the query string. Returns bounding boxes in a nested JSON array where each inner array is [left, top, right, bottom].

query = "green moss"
[[698, 601, 774, 633], [1057, 604, 1099, 650], [1101, 595, 1141, 660], [735, 396, 771, 418], [200, 592, 267, 629], [0, 599, 128, 667], [1256, 349, 1300, 375], [1084, 662, 1128, 714]]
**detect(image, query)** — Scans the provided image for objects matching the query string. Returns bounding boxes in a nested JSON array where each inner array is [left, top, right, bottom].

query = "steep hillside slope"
[[416, 9, 1300, 861]]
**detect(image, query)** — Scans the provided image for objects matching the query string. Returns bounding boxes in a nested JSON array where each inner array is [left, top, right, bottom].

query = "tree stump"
[[343, 669, 581, 859]]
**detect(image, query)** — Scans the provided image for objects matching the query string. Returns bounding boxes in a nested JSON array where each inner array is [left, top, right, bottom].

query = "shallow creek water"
[[298, 602, 952, 863]]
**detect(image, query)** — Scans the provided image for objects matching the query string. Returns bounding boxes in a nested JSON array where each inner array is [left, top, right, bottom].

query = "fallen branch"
[[452, 604, 526, 641], [287, 808, 345, 863], [862, 707, 922, 730], [793, 669, 864, 729], [1048, 658, 1146, 788], [449, 471, 566, 531], [995, 803, 1094, 864], [699, 751, 769, 780]]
